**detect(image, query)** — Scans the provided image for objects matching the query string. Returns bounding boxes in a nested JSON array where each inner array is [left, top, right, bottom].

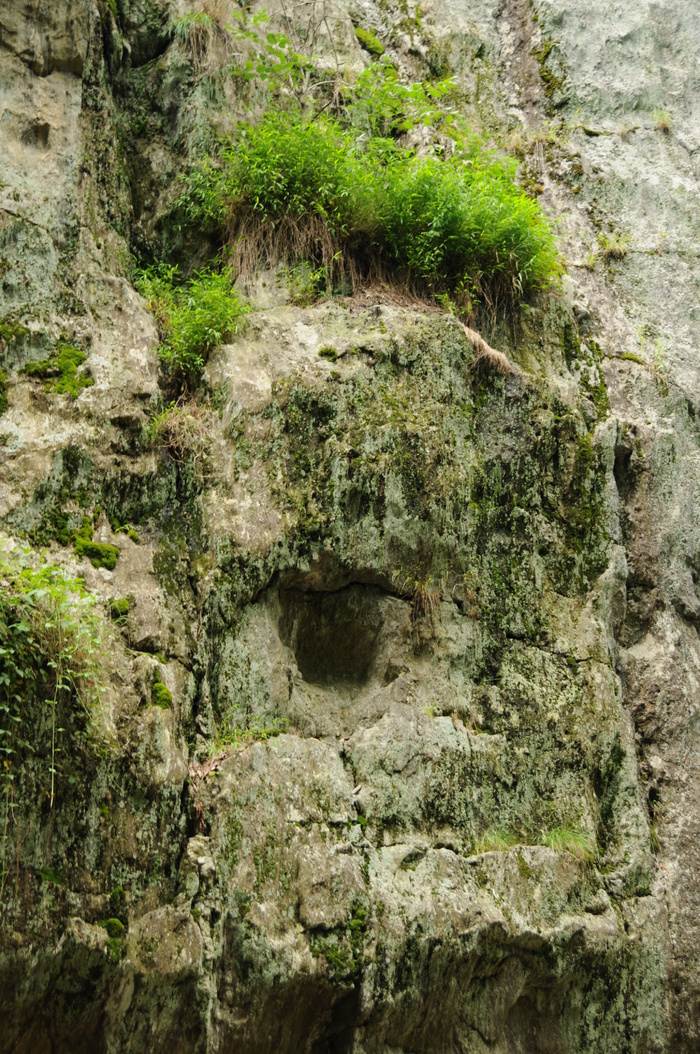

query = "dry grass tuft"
[[463, 325, 519, 375], [149, 397, 211, 468]]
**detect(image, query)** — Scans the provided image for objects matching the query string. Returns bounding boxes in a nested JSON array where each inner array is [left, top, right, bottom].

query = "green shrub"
[[23, 344, 93, 397], [134, 266, 247, 388], [184, 112, 558, 310]]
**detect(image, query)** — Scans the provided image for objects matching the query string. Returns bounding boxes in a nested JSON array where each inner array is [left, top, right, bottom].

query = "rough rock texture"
[[1, 0, 699, 1051]]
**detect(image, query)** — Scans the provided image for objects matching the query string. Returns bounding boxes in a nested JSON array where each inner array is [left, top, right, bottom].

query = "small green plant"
[[583, 246, 599, 272], [147, 398, 211, 466], [170, 4, 228, 68], [110, 885, 126, 921], [597, 232, 628, 262], [474, 829, 519, 853], [216, 714, 288, 749], [355, 26, 384, 57], [114, 524, 139, 543], [134, 266, 246, 389], [309, 900, 368, 987], [393, 571, 442, 624], [0, 320, 29, 346], [23, 344, 93, 397], [318, 346, 338, 361], [651, 337, 668, 382], [151, 678, 173, 709], [283, 261, 330, 306], [74, 517, 119, 570], [652, 109, 671, 134], [541, 825, 595, 862], [105, 936, 123, 962], [109, 597, 130, 621], [36, 864, 63, 885]]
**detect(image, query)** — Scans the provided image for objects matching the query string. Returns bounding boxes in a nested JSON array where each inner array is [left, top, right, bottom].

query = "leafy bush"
[[183, 112, 558, 310], [134, 266, 247, 388]]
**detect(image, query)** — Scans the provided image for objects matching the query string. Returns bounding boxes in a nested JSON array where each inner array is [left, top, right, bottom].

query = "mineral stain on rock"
[[0, 0, 699, 1051]]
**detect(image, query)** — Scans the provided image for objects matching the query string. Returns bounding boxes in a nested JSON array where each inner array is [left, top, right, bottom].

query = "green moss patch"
[[0, 320, 29, 347], [101, 917, 125, 939], [74, 517, 120, 570], [152, 679, 173, 708], [24, 344, 93, 397], [355, 26, 384, 56]]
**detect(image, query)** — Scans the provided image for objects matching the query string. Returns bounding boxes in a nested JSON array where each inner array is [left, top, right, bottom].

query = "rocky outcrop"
[[1, 1, 699, 1051]]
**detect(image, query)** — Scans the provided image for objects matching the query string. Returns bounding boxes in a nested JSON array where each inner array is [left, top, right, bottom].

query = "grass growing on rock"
[[182, 111, 559, 312], [542, 825, 595, 862], [134, 266, 247, 389]]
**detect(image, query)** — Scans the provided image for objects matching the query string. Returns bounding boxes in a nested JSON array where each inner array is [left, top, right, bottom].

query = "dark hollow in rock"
[[278, 584, 386, 687]]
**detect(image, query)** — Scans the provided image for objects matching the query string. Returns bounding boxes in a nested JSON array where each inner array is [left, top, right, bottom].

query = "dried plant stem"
[[463, 324, 519, 375]]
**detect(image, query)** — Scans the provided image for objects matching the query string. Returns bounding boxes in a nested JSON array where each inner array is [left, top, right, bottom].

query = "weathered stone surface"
[[1, 0, 700, 1050]]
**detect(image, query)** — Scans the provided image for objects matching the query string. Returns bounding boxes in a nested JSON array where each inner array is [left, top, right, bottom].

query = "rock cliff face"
[[0, 1, 699, 1051]]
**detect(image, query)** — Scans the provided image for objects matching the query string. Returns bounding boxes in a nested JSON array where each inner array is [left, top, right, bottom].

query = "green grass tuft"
[[541, 825, 595, 862], [184, 112, 559, 312], [109, 597, 130, 620], [474, 828, 519, 853], [134, 266, 247, 389]]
